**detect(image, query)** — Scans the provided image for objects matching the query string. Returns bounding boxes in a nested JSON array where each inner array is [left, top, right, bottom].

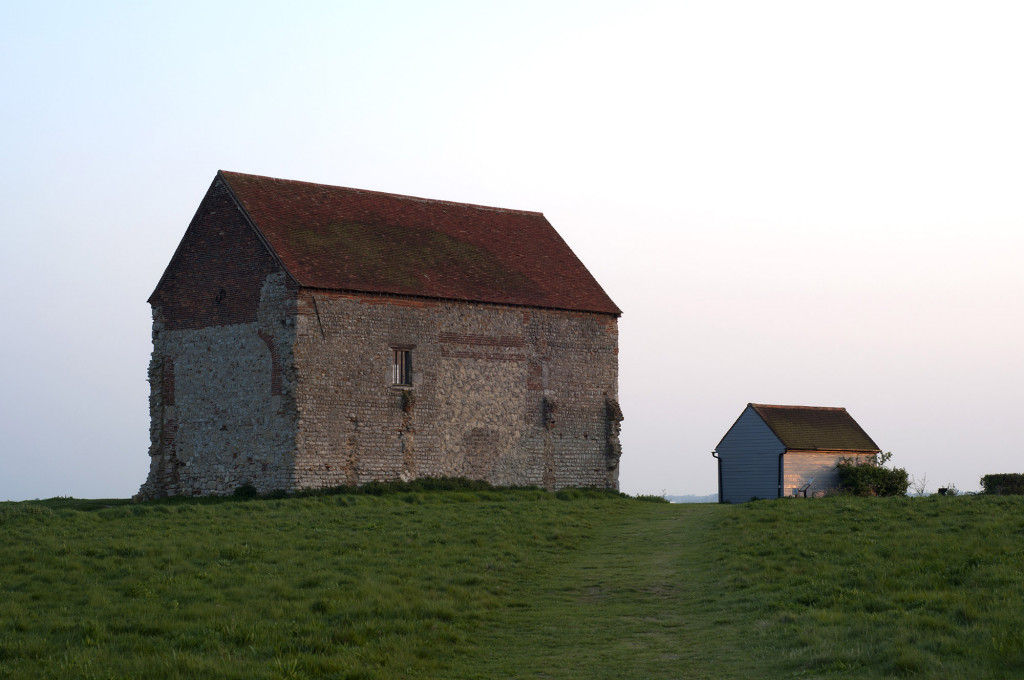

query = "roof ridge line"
[[219, 170, 545, 217], [750, 403, 848, 411]]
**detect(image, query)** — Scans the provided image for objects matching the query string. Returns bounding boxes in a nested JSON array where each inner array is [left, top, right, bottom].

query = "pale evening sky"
[[1, 1, 1022, 500]]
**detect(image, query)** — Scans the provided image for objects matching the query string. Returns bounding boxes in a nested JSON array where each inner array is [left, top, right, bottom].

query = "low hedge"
[[981, 473, 1024, 495]]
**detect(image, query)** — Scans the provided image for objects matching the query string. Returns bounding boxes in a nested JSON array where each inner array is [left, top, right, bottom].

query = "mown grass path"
[[449, 502, 746, 679]]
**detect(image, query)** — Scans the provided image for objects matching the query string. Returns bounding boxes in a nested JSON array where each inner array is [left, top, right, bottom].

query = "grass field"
[[2, 486, 1024, 679]]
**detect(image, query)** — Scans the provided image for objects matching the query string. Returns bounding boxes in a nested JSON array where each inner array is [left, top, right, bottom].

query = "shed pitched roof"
[[218, 171, 621, 315], [749, 403, 880, 452]]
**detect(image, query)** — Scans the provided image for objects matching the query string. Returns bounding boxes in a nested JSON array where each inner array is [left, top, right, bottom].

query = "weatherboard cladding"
[[749, 404, 879, 452], [782, 451, 870, 498], [716, 406, 783, 502], [218, 171, 621, 316]]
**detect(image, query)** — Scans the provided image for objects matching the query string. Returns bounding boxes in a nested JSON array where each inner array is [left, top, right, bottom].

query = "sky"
[[1, 1, 1022, 501]]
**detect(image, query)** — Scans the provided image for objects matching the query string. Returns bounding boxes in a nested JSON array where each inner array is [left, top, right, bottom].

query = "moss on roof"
[[219, 171, 620, 314], [280, 220, 540, 299], [750, 404, 880, 452]]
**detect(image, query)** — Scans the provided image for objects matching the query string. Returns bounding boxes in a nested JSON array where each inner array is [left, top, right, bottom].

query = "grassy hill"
[[2, 486, 1024, 679]]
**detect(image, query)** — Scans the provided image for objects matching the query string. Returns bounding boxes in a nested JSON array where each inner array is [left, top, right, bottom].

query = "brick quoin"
[[257, 329, 283, 396], [162, 418, 178, 452], [161, 356, 175, 405], [160, 357, 177, 453]]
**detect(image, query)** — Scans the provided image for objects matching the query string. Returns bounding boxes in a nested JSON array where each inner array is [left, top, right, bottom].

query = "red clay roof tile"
[[219, 171, 621, 315]]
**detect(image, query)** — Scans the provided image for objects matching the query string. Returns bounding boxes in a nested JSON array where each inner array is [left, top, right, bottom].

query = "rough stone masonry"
[[137, 171, 622, 499]]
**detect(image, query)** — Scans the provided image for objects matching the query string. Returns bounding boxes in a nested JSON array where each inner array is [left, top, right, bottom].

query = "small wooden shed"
[[712, 403, 880, 503]]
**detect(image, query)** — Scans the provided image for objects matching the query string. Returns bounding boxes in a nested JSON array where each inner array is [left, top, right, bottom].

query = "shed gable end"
[[716, 405, 784, 502], [716, 405, 784, 456]]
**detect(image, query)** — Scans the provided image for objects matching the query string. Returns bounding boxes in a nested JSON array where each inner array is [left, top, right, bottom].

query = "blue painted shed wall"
[[716, 406, 785, 503]]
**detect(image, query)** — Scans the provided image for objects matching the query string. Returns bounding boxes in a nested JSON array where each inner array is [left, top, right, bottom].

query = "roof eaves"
[[784, 447, 882, 453], [297, 284, 623, 317]]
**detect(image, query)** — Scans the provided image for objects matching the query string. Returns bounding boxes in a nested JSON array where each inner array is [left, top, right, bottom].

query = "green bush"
[[836, 453, 909, 497], [633, 494, 670, 503], [980, 473, 1024, 495]]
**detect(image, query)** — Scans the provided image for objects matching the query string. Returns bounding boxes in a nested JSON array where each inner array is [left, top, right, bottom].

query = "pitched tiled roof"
[[219, 171, 621, 315], [750, 404, 880, 452]]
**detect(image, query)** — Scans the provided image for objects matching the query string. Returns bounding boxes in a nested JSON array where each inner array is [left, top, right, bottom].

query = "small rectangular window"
[[393, 348, 412, 386]]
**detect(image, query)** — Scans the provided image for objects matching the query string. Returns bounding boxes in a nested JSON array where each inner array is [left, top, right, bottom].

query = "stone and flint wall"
[[138, 274, 298, 499], [138, 176, 621, 498], [291, 290, 621, 491], [140, 278, 620, 497]]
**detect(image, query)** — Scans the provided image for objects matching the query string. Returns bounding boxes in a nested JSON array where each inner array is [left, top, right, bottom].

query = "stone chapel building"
[[137, 171, 623, 499]]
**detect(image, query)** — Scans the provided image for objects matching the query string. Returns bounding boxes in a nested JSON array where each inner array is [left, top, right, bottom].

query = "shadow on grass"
[[18, 478, 648, 512]]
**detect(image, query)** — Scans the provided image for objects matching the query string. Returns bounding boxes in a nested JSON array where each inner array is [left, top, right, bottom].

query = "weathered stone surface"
[[137, 273, 297, 499], [291, 289, 620, 491], [139, 275, 621, 498]]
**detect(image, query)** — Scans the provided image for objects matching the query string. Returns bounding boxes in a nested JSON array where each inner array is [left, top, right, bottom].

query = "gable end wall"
[[716, 406, 784, 502], [149, 177, 287, 330], [138, 178, 299, 499]]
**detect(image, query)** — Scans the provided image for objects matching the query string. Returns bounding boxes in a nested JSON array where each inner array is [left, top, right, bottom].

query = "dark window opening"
[[393, 348, 412, 386]]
